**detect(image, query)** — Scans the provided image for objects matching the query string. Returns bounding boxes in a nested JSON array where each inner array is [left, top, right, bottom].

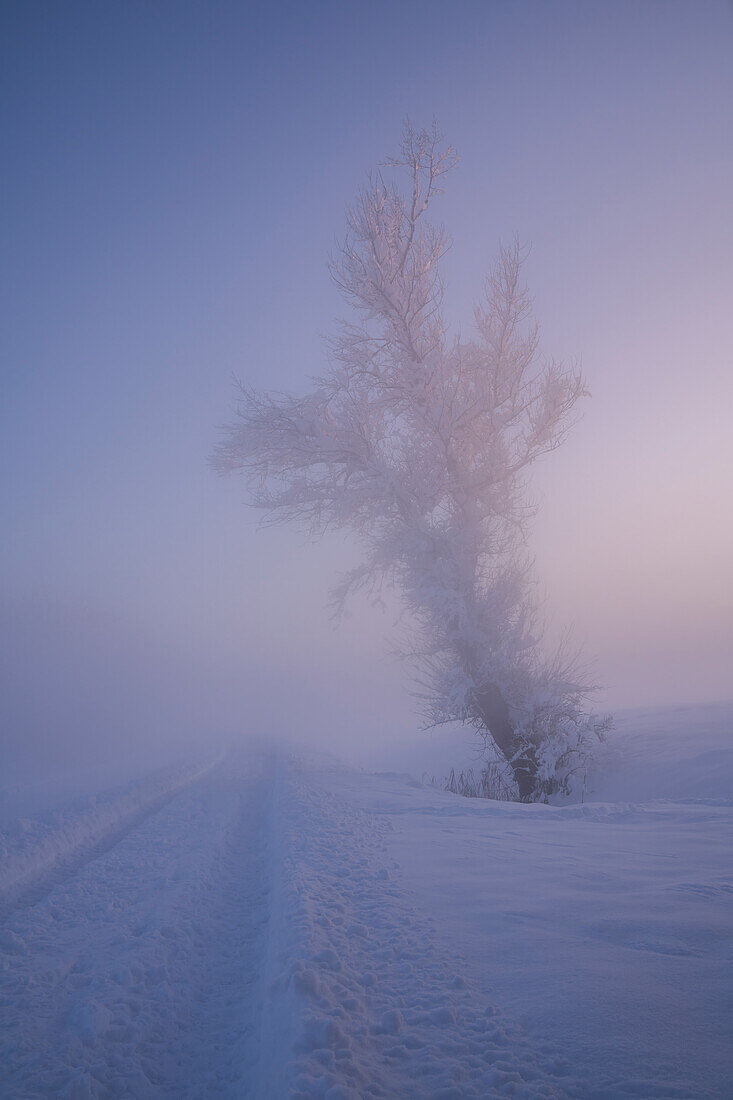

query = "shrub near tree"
[[214, 122, 609, 801]]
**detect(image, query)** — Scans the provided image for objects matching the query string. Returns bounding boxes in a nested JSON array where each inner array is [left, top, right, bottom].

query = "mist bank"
[[0, 590, 415, 806], [3, 590, 730, 820]]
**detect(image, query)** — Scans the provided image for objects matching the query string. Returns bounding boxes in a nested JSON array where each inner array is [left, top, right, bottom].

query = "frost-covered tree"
[[214, 122, 608, 800]]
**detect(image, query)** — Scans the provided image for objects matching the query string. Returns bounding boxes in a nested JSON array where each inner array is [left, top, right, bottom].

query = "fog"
[[2, 1, 731, 784]]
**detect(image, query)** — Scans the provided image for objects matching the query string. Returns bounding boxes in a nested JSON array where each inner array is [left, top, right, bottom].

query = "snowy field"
[[1, 702, 731, 1098]]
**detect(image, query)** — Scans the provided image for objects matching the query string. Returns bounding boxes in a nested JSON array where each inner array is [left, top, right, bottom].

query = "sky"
[[1, 0, 732, 770]]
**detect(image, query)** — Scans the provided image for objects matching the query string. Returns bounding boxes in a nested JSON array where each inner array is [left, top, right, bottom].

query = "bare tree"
[[214, 122, 608, 800]]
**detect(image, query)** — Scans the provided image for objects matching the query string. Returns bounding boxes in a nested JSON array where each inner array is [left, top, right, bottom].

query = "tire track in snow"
[[0, 746, 275, 1097], [0, 757, 221, 923], [152, 749, 275, 1097]]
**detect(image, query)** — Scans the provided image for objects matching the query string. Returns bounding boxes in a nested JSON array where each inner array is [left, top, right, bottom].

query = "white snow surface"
[[1, 703, 732, 1097]]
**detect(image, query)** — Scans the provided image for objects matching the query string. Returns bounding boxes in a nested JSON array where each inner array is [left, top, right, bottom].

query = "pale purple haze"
[[1, 1, 731, 774]]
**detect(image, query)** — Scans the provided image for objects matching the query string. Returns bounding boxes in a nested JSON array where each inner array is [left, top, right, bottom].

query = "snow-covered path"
[[1, 746, 568, 1098]]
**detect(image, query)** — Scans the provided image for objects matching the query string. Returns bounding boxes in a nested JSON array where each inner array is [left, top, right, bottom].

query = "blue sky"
[[2, 1, 732, 765]]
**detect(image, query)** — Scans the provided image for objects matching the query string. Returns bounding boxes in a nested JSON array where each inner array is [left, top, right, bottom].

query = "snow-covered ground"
[[1, 703, 731, 1097]]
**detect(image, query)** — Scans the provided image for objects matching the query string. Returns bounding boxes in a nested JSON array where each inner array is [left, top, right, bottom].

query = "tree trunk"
[[474, 682, 537, 800]]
